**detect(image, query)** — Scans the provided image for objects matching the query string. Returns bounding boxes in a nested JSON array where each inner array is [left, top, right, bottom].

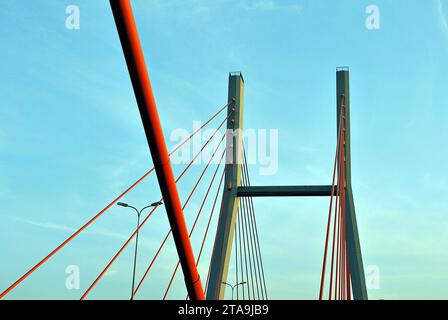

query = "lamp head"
[[117, 202, 129, 207], [150, 200, 163, 207]]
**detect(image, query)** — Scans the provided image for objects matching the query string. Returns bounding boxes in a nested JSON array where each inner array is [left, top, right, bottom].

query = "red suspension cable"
[[198, 169, 226, 299], [319, 102, 345, 299], [80, 203, 161, 300], [319, 95, 345, 300], [320, 95, 352, 300], [340, 96, 351, 300], [0, 168, 154, 300], [0, 100, 230, 300], [81, 121, 230, 300], [163, 151, 226, 300], [132, 134, 227, 298], [171, 100, 234, 155]]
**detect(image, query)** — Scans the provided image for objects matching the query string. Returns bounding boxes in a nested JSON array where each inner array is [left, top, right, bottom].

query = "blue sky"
[[1, 0, 448, 300]]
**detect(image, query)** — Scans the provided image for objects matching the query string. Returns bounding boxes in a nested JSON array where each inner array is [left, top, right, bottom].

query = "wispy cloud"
[[438, 0, 448, 36], [14, 217, 129, 241], [240, 0, 303, 13], [136, 0, 217, 23], [104, 269, 118, 278], [13, 217, 163, 250]]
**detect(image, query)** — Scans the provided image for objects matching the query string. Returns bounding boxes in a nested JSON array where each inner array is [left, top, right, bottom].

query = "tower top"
[[229, 71, 244, 83], [336, 66, 350, 72]]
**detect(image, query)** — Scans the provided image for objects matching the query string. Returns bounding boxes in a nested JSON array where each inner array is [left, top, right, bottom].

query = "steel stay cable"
[[319, 95, 345, 300], [237, 175, 252, 300], [333, 130, 342, 299], [340, 97, 348, 300], [242, 177, 264, 300], [163, 149, 226, 299], [319, 95, 346, 300], [336, 201, 341, 299], [239, 176, 255, 299], [339, 200, 343, 299], [133, 132, 228, 298], [237, 204, 245, 300], [186, 168, 225, 300], [200, 170, 233, 300], [340, 195, 345, 299], [244, 171, 261, 300], [239, 204, 251, 299], [330, 171, 341, 300], [0, 102, 232, 300], [240, 192, 256, 299], [336, 112, 345, 300], [342, 163, 346, 299], [171, 100, 234, 156], [241, 155, 264, 300], [196, 169, 226, 267], [172, 112, 233, 184], [198, 169, 226, 299], [235, 214, 239, 300], [83, 117, 231, 300], [337, 99, 347, 300], [340, 97, 350, 300], [80, 202, 161, 300], [240, 163, 260, 300], [242, 148, 268, 299], [210, 169, 247, 300]]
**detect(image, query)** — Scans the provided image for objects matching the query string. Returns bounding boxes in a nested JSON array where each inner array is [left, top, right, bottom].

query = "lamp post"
[[117, 200, 163, 300], [222, 281, 246, 300]]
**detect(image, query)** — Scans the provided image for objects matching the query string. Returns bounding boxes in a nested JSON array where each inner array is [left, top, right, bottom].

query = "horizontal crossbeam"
[[237, 185, 338, 197]]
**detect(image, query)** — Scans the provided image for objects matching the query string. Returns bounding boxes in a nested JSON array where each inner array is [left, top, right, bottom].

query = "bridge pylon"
[[206, 69, 368, 300], [206, 72, 245, 300], [336, 68, 368, 300]]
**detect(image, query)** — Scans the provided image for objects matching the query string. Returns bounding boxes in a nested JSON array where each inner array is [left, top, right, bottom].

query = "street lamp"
[[117, 200, 163, 300], [222, 281, 247, 300]]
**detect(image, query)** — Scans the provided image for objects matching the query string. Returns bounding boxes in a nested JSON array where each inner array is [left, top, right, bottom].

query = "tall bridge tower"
[[207, 70, 368, 300]]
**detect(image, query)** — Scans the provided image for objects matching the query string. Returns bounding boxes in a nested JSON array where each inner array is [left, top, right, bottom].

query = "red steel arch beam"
[[109, 0, 204, 300]]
